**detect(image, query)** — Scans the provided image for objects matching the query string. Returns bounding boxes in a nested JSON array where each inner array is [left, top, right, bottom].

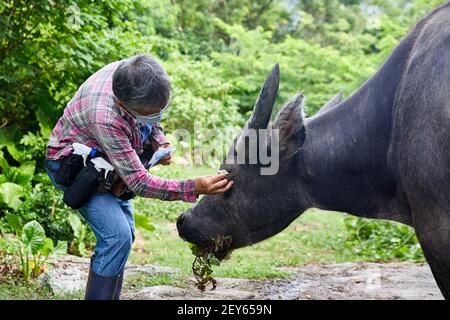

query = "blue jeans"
[[44, 159, 135, 277]]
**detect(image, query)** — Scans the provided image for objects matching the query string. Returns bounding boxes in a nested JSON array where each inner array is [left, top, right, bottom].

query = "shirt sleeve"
[[90, 118, 197, 203], [150, 122, 169, 145]]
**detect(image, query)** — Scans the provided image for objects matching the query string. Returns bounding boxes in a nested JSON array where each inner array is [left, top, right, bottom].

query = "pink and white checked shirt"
[[46, 61, 197, 203]]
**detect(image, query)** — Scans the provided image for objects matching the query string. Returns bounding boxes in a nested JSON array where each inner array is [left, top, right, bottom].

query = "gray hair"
[[112, 54, 171, 113]]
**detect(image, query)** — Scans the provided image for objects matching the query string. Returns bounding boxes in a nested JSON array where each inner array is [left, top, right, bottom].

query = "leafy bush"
[[341, 216, 425, 262]]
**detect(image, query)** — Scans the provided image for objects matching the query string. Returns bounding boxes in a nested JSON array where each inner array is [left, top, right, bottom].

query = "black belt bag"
[[54, 154, 85, 187], [63, 160, 102, 210], [54, 149, 112, 210]]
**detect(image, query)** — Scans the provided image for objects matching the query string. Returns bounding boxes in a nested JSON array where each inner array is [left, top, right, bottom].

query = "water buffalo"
[[177, 3, 450, 298]]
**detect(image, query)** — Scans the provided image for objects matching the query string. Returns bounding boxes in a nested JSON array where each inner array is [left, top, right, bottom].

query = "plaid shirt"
[[46, 61, 197, 203]]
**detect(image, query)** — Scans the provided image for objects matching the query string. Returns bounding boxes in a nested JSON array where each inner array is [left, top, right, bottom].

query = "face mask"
[[135, 113, 162, 125], [120, 102, 168, 125]]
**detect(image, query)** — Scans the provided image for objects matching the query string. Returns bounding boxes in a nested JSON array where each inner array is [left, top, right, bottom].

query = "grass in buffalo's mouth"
[[190, 235, 233, 292]]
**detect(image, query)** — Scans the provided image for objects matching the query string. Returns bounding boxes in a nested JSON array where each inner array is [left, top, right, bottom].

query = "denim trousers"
[[44, 159, 135, 277]]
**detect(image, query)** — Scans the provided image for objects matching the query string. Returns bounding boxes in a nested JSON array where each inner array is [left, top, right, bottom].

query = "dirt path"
[[123, 262, 443, 300], [262, 262, 443, 300], [42, 257, 443, 300]]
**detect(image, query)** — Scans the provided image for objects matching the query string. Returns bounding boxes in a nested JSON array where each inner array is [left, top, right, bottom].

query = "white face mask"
[[135, 110, 164, 125], [120, 103, 168, 125]]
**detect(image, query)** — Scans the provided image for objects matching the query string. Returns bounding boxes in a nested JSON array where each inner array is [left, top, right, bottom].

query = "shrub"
[[341, 216, 425, 262]]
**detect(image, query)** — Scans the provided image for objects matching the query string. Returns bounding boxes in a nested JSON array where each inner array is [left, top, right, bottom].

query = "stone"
[[39, 255, 180, 296]]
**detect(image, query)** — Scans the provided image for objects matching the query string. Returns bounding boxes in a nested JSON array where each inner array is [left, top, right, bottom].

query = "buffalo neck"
[[298, 26, 418, 223]]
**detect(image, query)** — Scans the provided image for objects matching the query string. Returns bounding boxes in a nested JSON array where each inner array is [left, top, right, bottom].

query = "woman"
[[44, 54, 233, 300]]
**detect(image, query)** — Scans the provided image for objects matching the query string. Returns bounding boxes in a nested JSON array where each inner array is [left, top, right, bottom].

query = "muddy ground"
[[42, 256, 443, 300], [124, 262, 443, 300]]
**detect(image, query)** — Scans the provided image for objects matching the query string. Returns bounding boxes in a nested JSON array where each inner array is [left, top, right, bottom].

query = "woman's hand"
[[194, 172, 234, 195], [158, 143, 172, 166]]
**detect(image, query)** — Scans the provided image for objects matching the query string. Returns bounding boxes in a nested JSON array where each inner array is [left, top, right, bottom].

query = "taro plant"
[[5, 214, 67, 282]]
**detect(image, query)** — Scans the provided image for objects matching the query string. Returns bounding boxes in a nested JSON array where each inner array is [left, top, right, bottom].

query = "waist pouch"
[[55, 148, 112, 209], [54, 154, 84, 187], [63, 161, 102, 209]]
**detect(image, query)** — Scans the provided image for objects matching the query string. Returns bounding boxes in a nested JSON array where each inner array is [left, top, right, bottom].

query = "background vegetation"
[[0, 0, 443, 297]]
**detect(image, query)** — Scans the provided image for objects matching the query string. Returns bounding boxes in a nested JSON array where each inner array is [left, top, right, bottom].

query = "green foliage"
[[134, 213, 156, 232], [210, 21, 375, 115], [0, 182, 24, 211], [190, 234, 232, 291], [0, 174, 87, 247], [341, 217, 425, 262], [67, 213, 95, 257], [3, 216, 67, 282], [0, 0, 444, 265]]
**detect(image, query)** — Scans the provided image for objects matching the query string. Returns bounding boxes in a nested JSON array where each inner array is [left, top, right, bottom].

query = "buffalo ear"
[[272, 94, 306, 160], [316, 92, 342, 116]]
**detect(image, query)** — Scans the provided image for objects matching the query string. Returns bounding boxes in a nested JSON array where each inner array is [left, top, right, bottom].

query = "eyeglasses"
[[118, 101, 169, 119]]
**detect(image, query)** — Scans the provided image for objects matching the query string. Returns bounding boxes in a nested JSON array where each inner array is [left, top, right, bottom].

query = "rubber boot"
[[113, 271, 124, 300], [84, 267, 122, 300]]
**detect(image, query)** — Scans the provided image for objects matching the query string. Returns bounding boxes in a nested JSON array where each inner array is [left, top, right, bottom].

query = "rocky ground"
[[40, 256, 443, 300]]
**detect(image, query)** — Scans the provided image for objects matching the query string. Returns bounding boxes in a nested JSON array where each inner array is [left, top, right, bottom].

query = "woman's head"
[[113, 54, 171, 115]]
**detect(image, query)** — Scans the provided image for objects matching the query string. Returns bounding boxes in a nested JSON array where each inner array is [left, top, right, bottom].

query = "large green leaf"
[[21, 221, 46, 255], [68, 213, 86, 240], [0, 182, 24, 211], [0, 126, 24, 162], [134, 213, 155, 232], [0, 150, 9, 171], [0, 156, 35, 186], [53, 240, 68, 256], [6, 213, 23, 235], [14, 161, 36, 186], [77, 241, 88, 257], [41, 238, 54, 258]]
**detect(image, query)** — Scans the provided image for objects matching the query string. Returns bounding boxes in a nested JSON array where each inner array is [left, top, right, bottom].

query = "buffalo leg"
[[413, 210, 450, 299]]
